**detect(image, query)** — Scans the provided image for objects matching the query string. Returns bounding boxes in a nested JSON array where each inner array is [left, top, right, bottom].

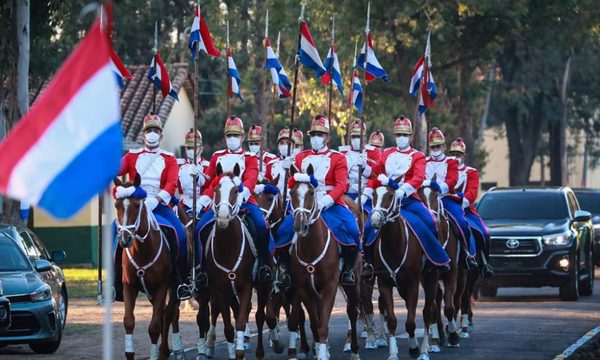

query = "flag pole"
[[357, 1, 370, 231], [327, 15, 334, 121], [97, 195, 103, 304], [414, 31, 431, 150], [152, 21, 158, 113], [226, 20, 231, 118], [259, 10, 269, 176], [270, 31, 280, 150], [345, 42, 358, 146], [282, 3, 305, 204], [191, 0, 201, 291]]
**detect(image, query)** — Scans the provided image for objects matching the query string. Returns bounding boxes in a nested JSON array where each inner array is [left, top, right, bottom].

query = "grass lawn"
[[63, 268, 103, 298]]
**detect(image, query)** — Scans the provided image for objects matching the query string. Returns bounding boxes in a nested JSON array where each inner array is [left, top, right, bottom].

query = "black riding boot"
[[479, 251, 495, 278], [113, 264, 124, 302], [194, 225, 212, 289], [276, 249, 292, 290], [362, 244, 375, 279], [341, 246, 358, 286], [169, 242, 192, 300], [257, 236, 274, 285], [424, 260, 451, 274]]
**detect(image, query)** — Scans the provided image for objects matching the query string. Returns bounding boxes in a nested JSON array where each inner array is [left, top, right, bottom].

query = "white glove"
[[422, 179, 431, 187], [258, 173, 265, 182], [394, 189, 405, 201], [281, 156, 294, 170], [198, 195, 212, 209], [145, 197, 159, 211], [318, 195, 334, 210], [189, 165, 202, 177], [462, 197, 470, 209], [242, 187, 251, 202], [254, 184, 265, 195], [115, 186, 135, 199]]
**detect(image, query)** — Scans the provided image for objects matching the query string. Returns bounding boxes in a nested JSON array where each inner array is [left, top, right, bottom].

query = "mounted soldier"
[[364, 116, 451, 272], [177, 128, 210, 217], [195, 116, 274, 287], [366, 130, 385, 164], [449, 138, 494, 278], [114, 112, 192, 300], [277, 115, 361, 285], [262, 127, 304, 195], [425, 128, 478, 270], [247, 124, 277, 180], [339, 120, 373, 204]]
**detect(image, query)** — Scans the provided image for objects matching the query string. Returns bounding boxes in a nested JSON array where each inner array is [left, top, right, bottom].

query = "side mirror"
[[34, 259, 52, 273], [573, 210, 592, 222], [51, 250, 66, 262]]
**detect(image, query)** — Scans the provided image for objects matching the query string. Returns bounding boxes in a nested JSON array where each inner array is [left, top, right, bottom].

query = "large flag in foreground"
[[227, 49, 243, 100], [357, 33, 389, 83], [0, 20, 122, 219], [299, 22, 326, 80], [410, 32, 438, 115], [188, 4, 221, 60]]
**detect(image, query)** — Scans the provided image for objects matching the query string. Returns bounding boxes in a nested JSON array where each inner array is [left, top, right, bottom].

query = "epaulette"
[[244, 151, 259, 157], [159, 149, 174, 157], [364, 144, 375, 151], [129, 147, 144, 154], [214, 149, 227, 155], [176, 158, 186, 165]]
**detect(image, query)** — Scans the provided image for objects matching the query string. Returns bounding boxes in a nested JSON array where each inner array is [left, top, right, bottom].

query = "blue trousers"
[[465, 208, 490, 246], [442, 198, 476, 257], [276, 204, 360, 248], [195, 202, 275, 255], [347, 193, 375, 247]]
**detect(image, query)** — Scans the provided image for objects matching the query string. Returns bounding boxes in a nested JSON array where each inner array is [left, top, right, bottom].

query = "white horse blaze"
[[423, 187, 432, 209], [371, 187, 388, 227], [217, 177, 236, 222]]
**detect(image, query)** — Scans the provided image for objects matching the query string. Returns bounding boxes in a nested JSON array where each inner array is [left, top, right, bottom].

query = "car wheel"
[[579, 249, 595, 296], [559, 255, 579, 301], [58, 287, 68, 329], [479, 285, 497, 297], [29, 318, 62, 354]]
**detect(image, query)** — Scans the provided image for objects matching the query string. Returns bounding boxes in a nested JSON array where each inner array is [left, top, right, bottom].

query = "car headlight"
[[30, 284, 52, 302], [543, 232, 571, 245]]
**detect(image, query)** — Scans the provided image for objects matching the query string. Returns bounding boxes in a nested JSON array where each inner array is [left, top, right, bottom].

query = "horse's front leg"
[[149, 285, 168, 360], [377, 277, 398, 360], [235, 286, 253, 359], [343, 283, 361, 359], [161, 288, 182, 359], [123, 285, 138, 360], [315, 282, 337, 360], [255, 285, 267, 360], [195, 290, 211, 359], [419, 270, 439, 360], [402, 276, 421, 359]]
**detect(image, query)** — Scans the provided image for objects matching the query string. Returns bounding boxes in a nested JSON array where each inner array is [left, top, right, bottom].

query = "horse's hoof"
[[376, 338, 388, 348], [207, 346, 215, 358], [343, 342, 352, 352], [243, 342, 251, 351], [386, 354, 399, 360], [430, 345, 441, 353], [196, 355, 209, 360], [409, 346, 420, 358], [269, 340, 283, 354], [468, 322, 475, 332], [460, 331, 470, 339], [417, 353, 430, 360], [235, 349, 245, 359], [174, 350, 186, 360], [365, 340, 376, 349], [447, 332, 460, 347], [361, 330, 368, 339], [350, 352, 361, 360], [297, 352, 308, 359], [125, 352, 135, 360]]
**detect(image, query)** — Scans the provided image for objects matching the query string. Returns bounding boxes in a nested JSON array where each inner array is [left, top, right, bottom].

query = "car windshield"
[[478, 191, 569, 220], [0, 237, 31, 271], [574, 191, 600, 216]]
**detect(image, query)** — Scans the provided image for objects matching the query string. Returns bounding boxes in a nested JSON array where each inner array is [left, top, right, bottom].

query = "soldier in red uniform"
[[262, 127, 303, 194], [366, 130, 385, 164], [247, 125, 277, 180], [115, 113, 192, 300], [425, 128, 478, 269], [450, 138, 494, 278], [177, 129, 210, 216]]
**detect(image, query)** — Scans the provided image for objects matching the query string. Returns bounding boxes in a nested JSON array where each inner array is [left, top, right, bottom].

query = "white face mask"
[[186, 149, 195, 159], [226, 137, 242, 151], [249, 145, 261, 154], [430, 150, 443, 158], [144, 132, 160, 147], [396, 135, 410, 149], [351, 138, 361, 151], [310, 136, 325, 151], [279, 144, 290, 157], [293, 147, 302, 156]]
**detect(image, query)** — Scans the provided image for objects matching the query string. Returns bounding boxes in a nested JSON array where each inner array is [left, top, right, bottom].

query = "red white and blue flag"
[[227, 49, 243, 100], [0, 20, 122, 218], [357, 33, 389, 83], [109, 48, 132, 88], [410, 33, 437, 115], [265, 38, 292, 98], [323, 45, 344, 97], [188, 5, 221, 61], [350, 69, 363, 113], [299, 22, 326, 80], [148, 53, 178, 101]]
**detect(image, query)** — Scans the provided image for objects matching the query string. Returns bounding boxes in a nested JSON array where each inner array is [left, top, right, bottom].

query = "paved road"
[[182, 275, 600, 360]]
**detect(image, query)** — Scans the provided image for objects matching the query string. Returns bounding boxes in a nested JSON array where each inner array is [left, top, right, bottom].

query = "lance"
[[326, 16, 335, 121], [226, 20, 231, 118], [260, 10, 269, 176], [357, 2, 370, 231], [344, 41, 358, 146], [413, 30, 431, 150], [191, 0, 201, 290], [152, 21, 158, 113], [282, 3, 305, 204]]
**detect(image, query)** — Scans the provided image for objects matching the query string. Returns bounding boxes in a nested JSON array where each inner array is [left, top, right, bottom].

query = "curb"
[[552, 326, 600, 360]]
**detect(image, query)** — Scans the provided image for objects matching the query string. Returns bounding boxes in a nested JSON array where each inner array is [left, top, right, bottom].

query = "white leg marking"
[[124, 334, 134, 353]]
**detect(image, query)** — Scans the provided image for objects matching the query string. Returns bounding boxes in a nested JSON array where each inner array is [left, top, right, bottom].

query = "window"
[[566, 192, 579, 216], [28, 231, 50, 260], [478, 191, 569, 220], [18, 231, 41, 259], [0, 239, 31, 271]]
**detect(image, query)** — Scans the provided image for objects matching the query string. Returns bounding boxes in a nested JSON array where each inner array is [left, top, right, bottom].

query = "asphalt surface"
[[179, 272, 600, 360]]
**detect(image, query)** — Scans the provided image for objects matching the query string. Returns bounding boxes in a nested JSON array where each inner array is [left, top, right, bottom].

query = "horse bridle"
[[260, 193, 282, 227], [116, 198, 160, 244], [289, 183, 321, 226], [371, 187, 401, 224], [212, 177, 242, 222]]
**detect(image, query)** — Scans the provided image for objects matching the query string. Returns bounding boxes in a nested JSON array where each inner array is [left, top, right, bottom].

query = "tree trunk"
[[456, 62, 474, 162], [548, 120, 562, 186]]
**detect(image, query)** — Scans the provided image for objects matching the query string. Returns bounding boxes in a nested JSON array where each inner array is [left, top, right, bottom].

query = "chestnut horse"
[[287, 165, 362, 360], [370, 178, 438, 360], [114, 175, 178, 360], [459, 228, 488, 338], [417, 185, 467, 350]]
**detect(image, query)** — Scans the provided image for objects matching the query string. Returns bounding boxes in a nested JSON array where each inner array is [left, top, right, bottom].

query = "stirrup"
[[341, 271, 356, 285], [466, 257, 479, 270], [177, 284, 192, 300], [195, 272, 209, 289], [481, 264, 495, 278], [258, 265, 273, 283], [362, 263, 374, 279]]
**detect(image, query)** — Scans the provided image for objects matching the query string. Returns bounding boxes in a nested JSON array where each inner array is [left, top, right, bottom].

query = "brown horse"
[[417, 185, 467, 350], [114, 175, 178, 360], [370, 179, 438, 360], [459, 227, 488, 338], [287, 165, 362, 360]]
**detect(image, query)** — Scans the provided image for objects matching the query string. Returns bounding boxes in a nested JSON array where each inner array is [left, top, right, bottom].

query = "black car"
[[0, 280, 10, 333], [573, 188, 600, 266], [0, 225, 68, 353], [477, 187, 595, 301]]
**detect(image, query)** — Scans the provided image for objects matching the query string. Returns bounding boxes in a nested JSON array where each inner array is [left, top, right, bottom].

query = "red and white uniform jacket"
[[365, 144, 382, 165], [202, 148, 259, 205], [177, 157, 210, 207], [425, 155, 459, 196], [369, 147, 426, 200], [118, 147, 178, 204], [264, 156, 287, 194], [339, 145, 372, 195], [456, 164, 480, 211], [294, 147, 348, 206]]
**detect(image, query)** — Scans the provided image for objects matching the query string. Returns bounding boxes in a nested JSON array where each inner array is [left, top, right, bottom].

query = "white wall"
[[162, 89, 194, 155]]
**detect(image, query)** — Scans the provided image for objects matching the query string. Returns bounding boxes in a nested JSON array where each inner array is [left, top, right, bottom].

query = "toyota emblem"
[[506, 239, 520, 249]]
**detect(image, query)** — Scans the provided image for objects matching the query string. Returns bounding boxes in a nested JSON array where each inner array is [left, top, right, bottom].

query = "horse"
[[459, 226, 488, 338], [417, 185, 467, 349], [370, 178, 439, 360], [114, 175, 179, 360], [254, 175, 309, 356], [286, 165, 362, 360]]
